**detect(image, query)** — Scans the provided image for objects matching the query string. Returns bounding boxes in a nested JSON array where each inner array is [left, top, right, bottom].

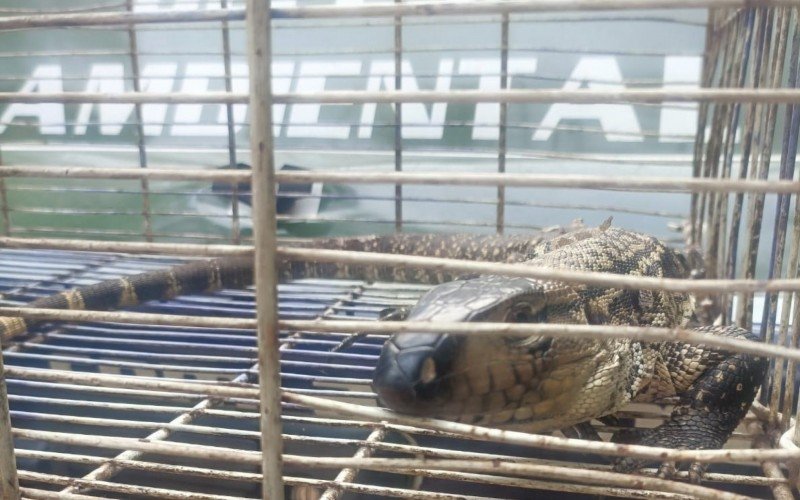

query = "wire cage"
[[0, 0, 799, 499]]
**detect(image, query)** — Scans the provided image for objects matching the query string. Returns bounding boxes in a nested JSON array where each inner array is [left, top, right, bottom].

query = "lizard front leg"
[[613, 325, 767, 482]]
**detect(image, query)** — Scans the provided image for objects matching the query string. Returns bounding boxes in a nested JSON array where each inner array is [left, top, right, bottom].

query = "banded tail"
[[0, 231, 556, 340], [0, 256, 253, 340]]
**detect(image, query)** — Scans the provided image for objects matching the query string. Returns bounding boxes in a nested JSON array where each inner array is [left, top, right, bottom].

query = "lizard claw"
[[609, 424, 711, 483], [611, 456, 643, 474], [609, 427, 685, 478], [611, 457, 705, 484], [656, 461, 677, 479], [658, 461, 705, 483], [688, 461, 707, 484]]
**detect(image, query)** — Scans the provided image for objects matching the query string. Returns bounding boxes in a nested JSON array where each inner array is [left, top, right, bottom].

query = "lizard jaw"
[[371, 333, 460, 415]]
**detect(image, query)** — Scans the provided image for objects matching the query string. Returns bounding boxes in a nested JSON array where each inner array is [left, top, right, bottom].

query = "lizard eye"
[[507, 304, 544, 323]]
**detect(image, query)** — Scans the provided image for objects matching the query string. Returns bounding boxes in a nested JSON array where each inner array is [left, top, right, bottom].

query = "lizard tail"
[[0, 231, 550, 340], [0, 256, 254, 340]]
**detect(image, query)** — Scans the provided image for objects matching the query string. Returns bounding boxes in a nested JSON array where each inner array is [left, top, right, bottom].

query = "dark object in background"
[[212, 163, 315, 214]]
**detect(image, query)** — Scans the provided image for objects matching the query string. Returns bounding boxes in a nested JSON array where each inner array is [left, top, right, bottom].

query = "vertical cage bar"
[[716, 9, 756, 309], [779, 9, 800, 425], [707, 10, 750, 283], [690, 9, 717, 246], [752, 433, 796, 500], [0, 179, 9, 238], [0, 350, 19, 500], [222, 0, 242, 245], [246, 0, 284, 498], [698, 12, 731, 263], [753, 8, 783, 342], [394, 0, 403, 232], [702, 10, 743, 282], [0, 149, 9, 237], [729, 9, 766, 327], [126, 0, 153, 243], [785, 290, 800, 423], [496, 13, 509, 235], [739, 9, 779, 330], [762, 7, 796, 421], [724, 9, 757, 284], [696, 8, 727, 249]]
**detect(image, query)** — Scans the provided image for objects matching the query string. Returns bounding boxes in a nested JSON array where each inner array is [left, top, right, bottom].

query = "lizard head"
[[371, 274, 599, 427]]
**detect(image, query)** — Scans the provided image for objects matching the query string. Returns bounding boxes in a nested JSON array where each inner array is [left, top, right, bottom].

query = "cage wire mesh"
[[0, 0, 798, 499]]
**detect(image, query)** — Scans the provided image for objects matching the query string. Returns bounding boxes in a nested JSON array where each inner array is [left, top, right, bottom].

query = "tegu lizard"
[[0, 224, 766, 481]]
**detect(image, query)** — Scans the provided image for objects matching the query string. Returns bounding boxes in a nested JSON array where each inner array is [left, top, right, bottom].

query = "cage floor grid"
[[0, 249, 782, 499]]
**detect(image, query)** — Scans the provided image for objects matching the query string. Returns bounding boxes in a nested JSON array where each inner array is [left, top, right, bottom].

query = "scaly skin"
[[612, 325, 765, 479], [373, 225, 697, 426], [0, 225, 767, 480], [369, 226, 766, 479]]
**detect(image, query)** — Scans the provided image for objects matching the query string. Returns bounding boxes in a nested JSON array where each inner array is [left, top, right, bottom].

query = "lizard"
[[369, 224, 767, 479], [0, 224, 767, 481]]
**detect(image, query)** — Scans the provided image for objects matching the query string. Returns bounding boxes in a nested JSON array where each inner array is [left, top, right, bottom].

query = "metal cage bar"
[[125, 0, 154, 243], [0, 349, 19, 500], [0, 0, 797, 31], [221, 0, 242, 246], [245, 0, 284, 497], [0, 2, 798, 499]]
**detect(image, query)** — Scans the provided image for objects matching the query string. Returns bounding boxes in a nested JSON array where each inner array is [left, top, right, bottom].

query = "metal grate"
[[0, 249, 422, 498]]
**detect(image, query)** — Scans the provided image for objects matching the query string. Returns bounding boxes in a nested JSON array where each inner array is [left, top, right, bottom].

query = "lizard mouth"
[[371, 333, 460, 415]]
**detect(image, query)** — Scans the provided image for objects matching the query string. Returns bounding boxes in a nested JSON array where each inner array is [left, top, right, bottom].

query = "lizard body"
[[370, 226, 766, 476], [0, 226, 766, 478]]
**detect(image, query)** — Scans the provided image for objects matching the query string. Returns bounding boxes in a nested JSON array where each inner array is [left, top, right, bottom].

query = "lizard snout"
[[372, 333, 459, 415]]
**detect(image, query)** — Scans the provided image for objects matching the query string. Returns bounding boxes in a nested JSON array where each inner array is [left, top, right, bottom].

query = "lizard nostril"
[[419, 356, 437, 384]]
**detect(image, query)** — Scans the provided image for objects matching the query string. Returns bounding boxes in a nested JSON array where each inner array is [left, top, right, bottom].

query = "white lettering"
[[287, 61, 362, 139], [219, 62, 247, 134], [358, 59, 453, 140], [0, 65, 66, 135], [74, 64, 129, 135], [75, 63, 177, 136], [459, 57, 537, 140], [216, 62, 294, 136], [533, 56, 643, 142], [659, 56, 702, 142], [139, 63, 179, 136], [2, 54, 702, 145], [271, 62, 294, 136], [173, 63, 227, 136]]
